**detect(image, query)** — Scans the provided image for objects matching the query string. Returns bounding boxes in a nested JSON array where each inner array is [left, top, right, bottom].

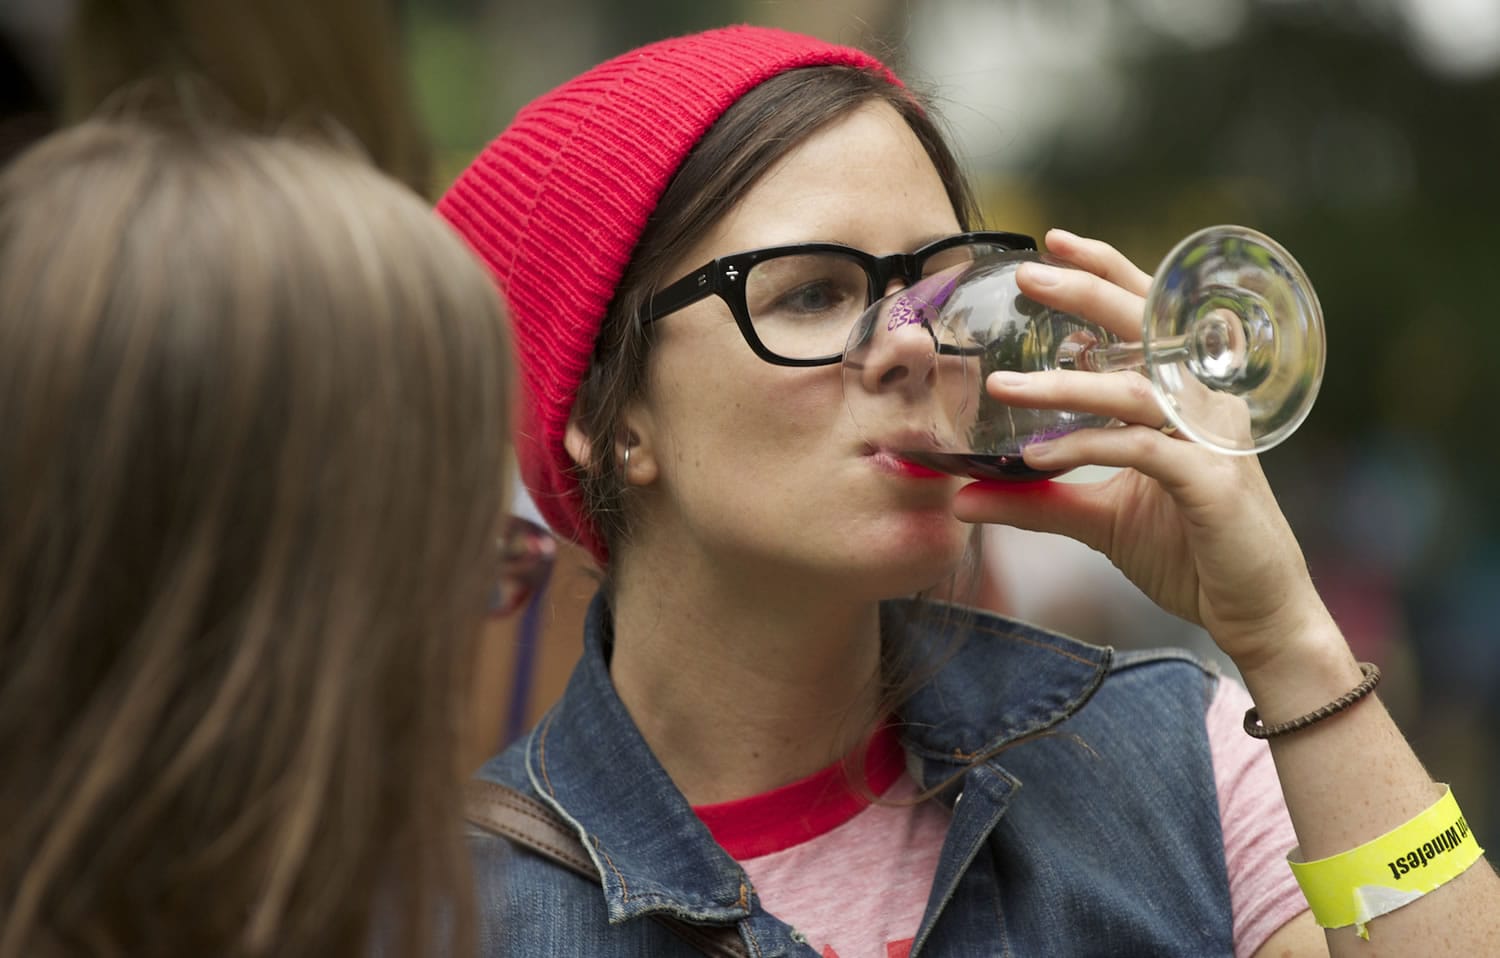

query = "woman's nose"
[[846, 287, 940, 398]]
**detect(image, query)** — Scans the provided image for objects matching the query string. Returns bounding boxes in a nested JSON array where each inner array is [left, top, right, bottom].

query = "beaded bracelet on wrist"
[[1243, 661, 1381, 739]]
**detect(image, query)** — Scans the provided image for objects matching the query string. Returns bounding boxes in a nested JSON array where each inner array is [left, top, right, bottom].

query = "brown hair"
[[571, 64, 982, 568], [0, 117, 509, 957]]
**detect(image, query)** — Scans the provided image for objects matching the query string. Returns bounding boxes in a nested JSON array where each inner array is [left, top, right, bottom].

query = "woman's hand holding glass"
[[946, 228, 1337, 672]]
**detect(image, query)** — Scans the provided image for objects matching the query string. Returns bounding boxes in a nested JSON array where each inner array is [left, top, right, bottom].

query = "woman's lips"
[[890, 455, 947, 478], [864, 440, 949, 479]]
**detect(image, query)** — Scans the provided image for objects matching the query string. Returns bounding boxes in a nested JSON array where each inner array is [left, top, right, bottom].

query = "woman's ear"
[[616, 404, 661, 485], [563, 417, 592, 469], [564, 416, 658, 486]]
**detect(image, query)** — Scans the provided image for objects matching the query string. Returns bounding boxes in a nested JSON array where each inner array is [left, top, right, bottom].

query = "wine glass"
[[841, 225, 1325, 481]]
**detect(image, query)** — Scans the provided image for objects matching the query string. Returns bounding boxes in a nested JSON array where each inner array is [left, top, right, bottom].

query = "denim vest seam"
[[910, 765, 1019, 955], [991, 867, 1014, 958], [977, 841, 1014, 958], [932, 709, 1102, 763], [744, 923, 765, 958], [1109, 645, 1219, 674], [592, 834, 633, 905], [964, 619, 1104, 667], [527, 708, 639, 908], [531, 705, 752, 921], [901, 645, 1111, 764], [534, 708, 560, 800], [1108, 647, 1222, 718], [926, 598, 1111, 667]]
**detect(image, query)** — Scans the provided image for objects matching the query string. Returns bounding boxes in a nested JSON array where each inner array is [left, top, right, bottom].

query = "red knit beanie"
[[438, 25, 902, 565]]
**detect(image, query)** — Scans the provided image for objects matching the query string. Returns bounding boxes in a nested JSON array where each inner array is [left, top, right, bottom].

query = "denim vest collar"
[[522, 595, 1112, 926]]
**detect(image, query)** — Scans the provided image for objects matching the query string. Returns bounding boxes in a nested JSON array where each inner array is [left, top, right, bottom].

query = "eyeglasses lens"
[[744, 240, 1013, 361], [488, 516, 557, 618]]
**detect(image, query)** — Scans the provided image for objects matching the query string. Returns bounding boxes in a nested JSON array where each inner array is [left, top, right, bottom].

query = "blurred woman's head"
[[0, 115, 511, 957]]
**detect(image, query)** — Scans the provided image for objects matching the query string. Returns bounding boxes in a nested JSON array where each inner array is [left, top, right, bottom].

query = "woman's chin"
[[847, 527, 969, 596]]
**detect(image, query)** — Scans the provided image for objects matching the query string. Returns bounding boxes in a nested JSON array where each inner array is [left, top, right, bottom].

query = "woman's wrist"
[[1228, 615, 1366, 728]]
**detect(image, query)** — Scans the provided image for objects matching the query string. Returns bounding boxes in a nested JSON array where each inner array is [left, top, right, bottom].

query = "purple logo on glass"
[[886, 294, 933, 331], [886, 272, 959, 332]]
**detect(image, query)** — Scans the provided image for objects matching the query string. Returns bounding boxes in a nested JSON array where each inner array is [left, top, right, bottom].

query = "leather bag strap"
[[463, 780, 750, 958]]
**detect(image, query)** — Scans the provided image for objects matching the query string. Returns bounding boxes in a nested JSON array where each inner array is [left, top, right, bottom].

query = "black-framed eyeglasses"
[[487, 515, 557, 618], [639, 231, 1037, 366]]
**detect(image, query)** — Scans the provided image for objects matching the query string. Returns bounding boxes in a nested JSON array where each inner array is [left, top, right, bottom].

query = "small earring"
[[622, 445, 632, 474]]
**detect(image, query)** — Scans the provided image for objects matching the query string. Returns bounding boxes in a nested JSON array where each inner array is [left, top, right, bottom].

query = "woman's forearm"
[[1237, 620, 1499, 953]]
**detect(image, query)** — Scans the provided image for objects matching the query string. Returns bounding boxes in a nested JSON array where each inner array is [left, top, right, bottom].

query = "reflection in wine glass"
[[842, 225, 1325, 481]]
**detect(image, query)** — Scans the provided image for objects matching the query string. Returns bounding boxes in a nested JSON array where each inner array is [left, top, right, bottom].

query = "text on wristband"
[[1387, 815, 1471, 880]]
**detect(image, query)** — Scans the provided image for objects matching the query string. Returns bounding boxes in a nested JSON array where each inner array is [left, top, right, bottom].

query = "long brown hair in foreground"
[[0, 117, 510, 957]]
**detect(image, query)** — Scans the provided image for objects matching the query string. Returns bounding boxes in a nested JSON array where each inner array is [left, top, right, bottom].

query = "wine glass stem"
[[1079, 336, 1191, 374]]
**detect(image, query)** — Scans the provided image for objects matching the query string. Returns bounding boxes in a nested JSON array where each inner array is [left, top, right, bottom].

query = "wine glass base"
[[1144, 225, 1325, 454], [897, 450, 1064, 482]]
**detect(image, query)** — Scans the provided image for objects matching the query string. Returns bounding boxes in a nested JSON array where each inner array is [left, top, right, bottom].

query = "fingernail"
[[1047, 227, 1079, 243], [989, 371, 1028, 388], [1020, 263, 1062, 287], [1023, 440, 1055, 460]]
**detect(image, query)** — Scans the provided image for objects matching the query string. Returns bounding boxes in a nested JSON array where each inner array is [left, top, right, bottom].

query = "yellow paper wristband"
[[1288, 786, 1485, 939]]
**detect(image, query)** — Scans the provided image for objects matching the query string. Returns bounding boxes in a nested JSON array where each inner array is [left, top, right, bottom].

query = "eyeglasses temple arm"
[[642, 269, 714, 324]]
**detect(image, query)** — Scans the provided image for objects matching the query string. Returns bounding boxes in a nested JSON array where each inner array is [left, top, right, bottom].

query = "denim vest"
[[470, 596, 1234, 956]]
